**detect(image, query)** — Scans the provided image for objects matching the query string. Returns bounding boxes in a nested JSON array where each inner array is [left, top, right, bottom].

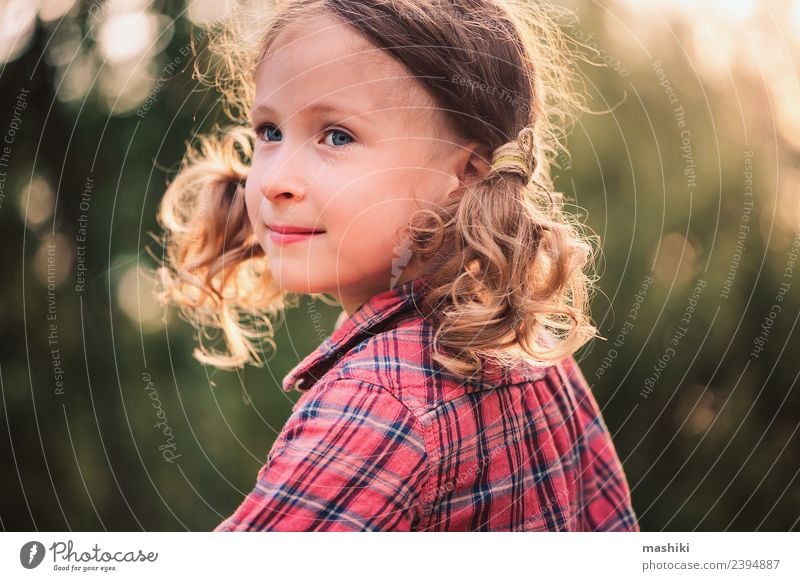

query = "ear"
[[458, 141, 492, 186]]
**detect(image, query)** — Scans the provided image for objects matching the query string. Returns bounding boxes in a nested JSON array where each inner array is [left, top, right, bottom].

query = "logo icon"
[[20, 541, 45, 569]]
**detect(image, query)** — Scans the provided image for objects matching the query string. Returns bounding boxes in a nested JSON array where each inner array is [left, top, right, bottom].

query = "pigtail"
[[153, 126, 290, 369], [407, 124, 600, 380]]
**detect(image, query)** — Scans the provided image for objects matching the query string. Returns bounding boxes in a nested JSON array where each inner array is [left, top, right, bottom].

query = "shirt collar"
[[282, 276, 432, 392]]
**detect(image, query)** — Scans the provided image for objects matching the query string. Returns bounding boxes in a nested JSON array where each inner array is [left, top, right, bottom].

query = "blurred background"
[[0, 0, 798, 531]]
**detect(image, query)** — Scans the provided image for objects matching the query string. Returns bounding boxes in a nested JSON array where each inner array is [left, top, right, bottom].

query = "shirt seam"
[[346, 378, 437, 531]]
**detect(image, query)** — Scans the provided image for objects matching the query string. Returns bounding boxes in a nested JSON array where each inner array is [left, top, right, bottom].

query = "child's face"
[[245, 13, 475, 315]]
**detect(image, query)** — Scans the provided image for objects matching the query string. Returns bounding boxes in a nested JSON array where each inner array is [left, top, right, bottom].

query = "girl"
[[156, 0, 639, 531]]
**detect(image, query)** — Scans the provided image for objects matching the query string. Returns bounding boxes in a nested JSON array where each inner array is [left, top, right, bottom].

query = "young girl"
[[156, 0, 639, 532]]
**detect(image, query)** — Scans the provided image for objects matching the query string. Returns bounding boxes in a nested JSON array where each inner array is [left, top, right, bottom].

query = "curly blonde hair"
[[155, 0, 601, 378]]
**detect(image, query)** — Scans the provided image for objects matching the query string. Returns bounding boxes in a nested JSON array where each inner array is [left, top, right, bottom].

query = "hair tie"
[[486, 126, 537, 183]]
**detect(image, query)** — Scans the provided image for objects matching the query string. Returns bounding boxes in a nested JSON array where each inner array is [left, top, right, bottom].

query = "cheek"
[[332, 195, 418, 255], [332, 169, 436, 241]]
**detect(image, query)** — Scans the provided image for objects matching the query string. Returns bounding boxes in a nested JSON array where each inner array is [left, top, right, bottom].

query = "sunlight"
[[96, 11, 158, 63], [0, 0, 37, 65]]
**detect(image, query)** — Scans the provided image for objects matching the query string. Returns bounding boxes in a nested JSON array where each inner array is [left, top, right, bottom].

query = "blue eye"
[[324, 128, 354, 147], [254, 123, 354, 147], [256, 124, 282, 142]]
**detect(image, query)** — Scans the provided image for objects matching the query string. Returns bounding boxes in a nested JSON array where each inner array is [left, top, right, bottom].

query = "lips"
[[266, 223, 325, 245]]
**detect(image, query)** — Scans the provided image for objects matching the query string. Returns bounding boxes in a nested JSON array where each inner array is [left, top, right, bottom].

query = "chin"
[[269, 266, 330, 295]]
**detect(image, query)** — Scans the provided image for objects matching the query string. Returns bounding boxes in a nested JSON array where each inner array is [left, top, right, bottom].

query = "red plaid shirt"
[[214, 277, 639, 531]]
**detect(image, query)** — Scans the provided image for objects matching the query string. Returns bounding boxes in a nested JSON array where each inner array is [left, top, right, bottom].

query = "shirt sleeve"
[[563, 357, 640, 531], [213, 378, 430, 531]]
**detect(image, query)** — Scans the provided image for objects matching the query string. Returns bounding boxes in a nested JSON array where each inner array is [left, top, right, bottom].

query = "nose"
[[256, 146, 308, 203]]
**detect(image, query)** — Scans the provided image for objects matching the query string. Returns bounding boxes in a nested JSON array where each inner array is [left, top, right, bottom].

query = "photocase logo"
[[19, 541, 45, 569]]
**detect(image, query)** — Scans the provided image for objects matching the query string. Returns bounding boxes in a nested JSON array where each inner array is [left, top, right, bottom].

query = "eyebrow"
[[250, 101, 372, 123]]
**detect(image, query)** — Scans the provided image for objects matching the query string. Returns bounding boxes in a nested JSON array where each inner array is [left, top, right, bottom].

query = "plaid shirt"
[[214, 277, 639, 532]]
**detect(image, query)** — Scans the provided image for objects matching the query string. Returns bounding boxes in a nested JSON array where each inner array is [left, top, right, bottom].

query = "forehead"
[[254, 12, 438, 121]]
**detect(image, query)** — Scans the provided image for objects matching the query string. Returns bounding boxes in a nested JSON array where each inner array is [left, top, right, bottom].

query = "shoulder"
[[281, 376, 433, 493], [328, 313, 447, 415], [222, 376, 433, 531], [288, 376, 428, 450]]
